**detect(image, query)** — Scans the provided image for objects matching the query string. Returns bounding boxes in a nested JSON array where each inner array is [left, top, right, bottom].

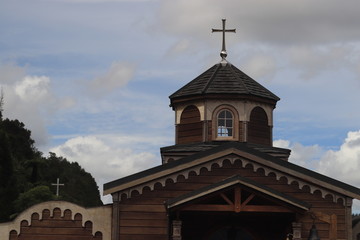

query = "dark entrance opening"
[[179, 211, 295, 240], [208, 226, 253, 240]]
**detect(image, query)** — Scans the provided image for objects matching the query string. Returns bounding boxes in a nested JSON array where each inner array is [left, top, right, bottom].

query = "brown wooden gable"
[[113, 157, 350, 240], [166, 174, 311, 213], [111, 147, 356, 240], [104, 142, 360, 205]]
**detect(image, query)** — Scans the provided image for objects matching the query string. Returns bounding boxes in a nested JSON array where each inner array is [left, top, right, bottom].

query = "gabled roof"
[[161, 141, 291, 161], [103, 142, 360, 200], [169, 62, 280, 102], [166, 174, 311, 211]]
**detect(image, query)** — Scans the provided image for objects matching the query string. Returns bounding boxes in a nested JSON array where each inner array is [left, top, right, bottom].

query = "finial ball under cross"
[[212, 19, 236, 60]]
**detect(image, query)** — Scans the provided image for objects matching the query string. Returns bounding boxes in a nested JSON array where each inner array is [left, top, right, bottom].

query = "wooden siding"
[[248, 107, 271, 146], [206, 120, 212, 141], [177, 106, 203, 144], [239, 121, 244, 142], [117, 160, 347, 240]]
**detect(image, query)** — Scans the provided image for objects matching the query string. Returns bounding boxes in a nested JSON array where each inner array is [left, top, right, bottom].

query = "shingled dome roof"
[[169, 62, 280, 102]]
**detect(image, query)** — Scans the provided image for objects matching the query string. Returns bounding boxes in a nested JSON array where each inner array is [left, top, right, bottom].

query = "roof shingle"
[[169, 62, 280, 101]]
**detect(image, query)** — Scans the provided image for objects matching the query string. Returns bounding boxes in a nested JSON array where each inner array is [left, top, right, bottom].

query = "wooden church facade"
[[106, 147, 355, 240], [104, 57, 360, 240]]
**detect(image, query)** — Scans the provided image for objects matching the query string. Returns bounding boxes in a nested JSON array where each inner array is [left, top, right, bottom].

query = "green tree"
[[0, 87, 4, 119], [13, 185, 55, 215], [41, 153, 103, 207], [0, 104, 102, 222], [0, 130, 18, 221]]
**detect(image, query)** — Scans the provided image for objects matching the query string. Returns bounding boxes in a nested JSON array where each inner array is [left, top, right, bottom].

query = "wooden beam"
[[235, 186, 241, 213], [330, 214, 337, 240], [241, 205, 293, 213], [314, 212, 338, 240], [220, 193, 233, 206], [241, 193, 255, 208], [180, 204, 233, 212], [179, 204, 292, 213]]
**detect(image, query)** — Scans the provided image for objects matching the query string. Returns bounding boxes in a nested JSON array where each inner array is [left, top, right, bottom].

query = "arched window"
[[217, 109, 233, 137]]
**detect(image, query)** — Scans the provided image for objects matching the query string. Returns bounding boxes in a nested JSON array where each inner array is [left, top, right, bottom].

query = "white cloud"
[[50, 134, 163, 203], [156, 0, 360, 82], [287, 45, 355, 80], [274, 139, 322, 168], [158, 0, 360, 45], [318, 131, 360, 213], [289, 143, 322, 168], [158, 0, 222, 38], [15, 76, 50, 102], [318, 130, 360, 185], [166, 39, 191, 57], [275, 132, 360, 213], [0, 63, 27, 84], [241, 54, 277, 81], [87, 61, 135, 97], [0, 63, 71, 146], [0, 65, 52, 145], [273, 139, 290, 149], [43, 0, 156, 2]]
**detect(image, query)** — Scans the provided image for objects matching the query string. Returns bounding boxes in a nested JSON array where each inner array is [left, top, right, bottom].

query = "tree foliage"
[[0, 114, 102, 222]]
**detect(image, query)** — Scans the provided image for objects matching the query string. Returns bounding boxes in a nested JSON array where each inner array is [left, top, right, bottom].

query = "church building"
[[103, 20, 360, 240], [2, 19, 360, 240]]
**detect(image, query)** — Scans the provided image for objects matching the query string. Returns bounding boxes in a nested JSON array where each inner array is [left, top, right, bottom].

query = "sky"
[[1, 0, 360, 212]]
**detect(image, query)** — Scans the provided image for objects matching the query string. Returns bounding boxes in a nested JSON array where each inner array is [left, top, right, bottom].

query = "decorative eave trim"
[[103, 149, 231, 195], [230, 149, 360, 199], [170, 94, 277, 109], [104, 145, 360, 205]]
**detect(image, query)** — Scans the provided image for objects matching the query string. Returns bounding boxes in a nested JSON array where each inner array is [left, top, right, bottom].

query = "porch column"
[[292, 222, 302, 240], [172, 220, 182, 240], [345, 197, 352, 240]]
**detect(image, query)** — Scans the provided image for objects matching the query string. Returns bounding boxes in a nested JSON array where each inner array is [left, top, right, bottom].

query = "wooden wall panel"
[[239, 121, 244, 142], [248, 107, 271, 146], [177, 105, 203, 144], [177, 122, 203, 144], [180, 106, 201, 124]]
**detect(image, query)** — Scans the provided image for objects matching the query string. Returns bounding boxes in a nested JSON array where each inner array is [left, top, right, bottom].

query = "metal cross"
[[212, 19, 236, 60], [52, 178, 64, 196]]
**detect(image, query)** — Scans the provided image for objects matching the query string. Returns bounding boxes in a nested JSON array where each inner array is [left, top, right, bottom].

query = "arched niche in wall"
[[248, 106, 271, 146], [177, 105, 202, 144]]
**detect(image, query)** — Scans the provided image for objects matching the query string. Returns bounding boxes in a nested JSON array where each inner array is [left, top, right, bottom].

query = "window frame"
[[217, 109, 234, 138], [212, 105, 239, 141]]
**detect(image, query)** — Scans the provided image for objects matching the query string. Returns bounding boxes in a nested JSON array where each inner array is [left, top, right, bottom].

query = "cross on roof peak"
[[212, 19, 236, 60]]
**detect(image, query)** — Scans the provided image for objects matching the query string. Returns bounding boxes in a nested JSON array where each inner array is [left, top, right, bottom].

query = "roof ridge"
[[201, 63, 221, 94], [230, 64, 280, 100], [228, 63, 250, 94]]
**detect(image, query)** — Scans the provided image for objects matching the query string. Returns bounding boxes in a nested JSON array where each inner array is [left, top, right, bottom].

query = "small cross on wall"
[[51, 178, 64, 197]]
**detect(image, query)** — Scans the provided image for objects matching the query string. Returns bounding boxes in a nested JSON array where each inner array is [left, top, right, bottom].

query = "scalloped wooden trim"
[[117, 156, 345, 205]]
